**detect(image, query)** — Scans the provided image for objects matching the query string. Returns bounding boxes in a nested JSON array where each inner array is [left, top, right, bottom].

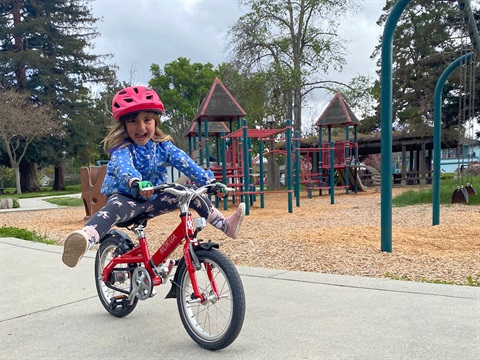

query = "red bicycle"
[[94, 183, 246, 350]]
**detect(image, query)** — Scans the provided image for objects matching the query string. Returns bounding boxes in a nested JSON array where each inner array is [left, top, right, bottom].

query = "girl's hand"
[[131, 180, 154, 198], [208, 182, 229, 198]]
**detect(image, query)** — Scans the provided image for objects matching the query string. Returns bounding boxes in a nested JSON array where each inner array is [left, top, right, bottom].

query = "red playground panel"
[[321, 141, 354, 169]]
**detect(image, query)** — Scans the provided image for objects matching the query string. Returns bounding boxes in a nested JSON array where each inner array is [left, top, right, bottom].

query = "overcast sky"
[[90, 0, 386, 122]]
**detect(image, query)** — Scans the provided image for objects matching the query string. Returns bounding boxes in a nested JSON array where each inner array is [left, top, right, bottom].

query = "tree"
[[371, 0, 480, 136], [227, 0, 362, 134], [0, 0, 117, 191], [148, 58, 219, 149], [0, 90, 60, 194], [218, 63, 262, 124]]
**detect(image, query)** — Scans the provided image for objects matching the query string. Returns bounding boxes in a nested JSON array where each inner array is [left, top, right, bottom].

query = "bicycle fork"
[[179, 242, 223, 305]]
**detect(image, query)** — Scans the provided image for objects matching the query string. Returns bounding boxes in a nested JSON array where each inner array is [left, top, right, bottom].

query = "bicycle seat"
[[115, 212, 155, 228]]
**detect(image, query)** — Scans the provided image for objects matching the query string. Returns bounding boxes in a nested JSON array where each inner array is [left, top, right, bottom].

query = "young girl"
[[62, 85, 245, 268]]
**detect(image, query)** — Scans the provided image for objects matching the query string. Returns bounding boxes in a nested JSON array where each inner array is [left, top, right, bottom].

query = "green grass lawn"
[[0, 226, 55, 244], [0, 184, 81, 199], [392, 175, 480, 207], [44, 197, 83, 207]]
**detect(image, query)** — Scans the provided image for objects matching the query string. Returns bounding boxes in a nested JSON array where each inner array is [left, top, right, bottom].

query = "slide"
[[336, 167, 366, 192]]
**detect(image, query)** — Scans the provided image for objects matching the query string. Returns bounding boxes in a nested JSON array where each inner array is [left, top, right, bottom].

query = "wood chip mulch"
[[1, 187, 479, 285]]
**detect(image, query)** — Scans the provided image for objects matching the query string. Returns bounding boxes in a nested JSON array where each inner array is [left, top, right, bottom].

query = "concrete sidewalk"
[[0, 237, 479, 359], [0, 193, 82, 213]]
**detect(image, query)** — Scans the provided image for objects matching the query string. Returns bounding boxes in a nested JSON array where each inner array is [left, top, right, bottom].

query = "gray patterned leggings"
[[84, 186, 214, 240]]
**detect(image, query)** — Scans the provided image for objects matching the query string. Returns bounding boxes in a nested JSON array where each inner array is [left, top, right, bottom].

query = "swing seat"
[[465, 183, 477, 196], [451, 187, 469, 205]]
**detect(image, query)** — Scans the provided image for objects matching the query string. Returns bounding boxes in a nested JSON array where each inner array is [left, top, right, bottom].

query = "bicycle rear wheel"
[[95, 237, 138, 317], [176, 249, 246, 350]]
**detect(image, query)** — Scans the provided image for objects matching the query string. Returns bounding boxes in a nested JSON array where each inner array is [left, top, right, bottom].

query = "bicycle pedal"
[[109, 295, 128, 311], [150, 288, 157, 298]]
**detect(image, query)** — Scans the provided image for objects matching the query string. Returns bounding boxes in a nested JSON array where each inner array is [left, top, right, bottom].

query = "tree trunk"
[[293, 87, 302, 135], [52, 164, 66, 191], [20, 159, 40, 193], [14, 165, 21, 195]]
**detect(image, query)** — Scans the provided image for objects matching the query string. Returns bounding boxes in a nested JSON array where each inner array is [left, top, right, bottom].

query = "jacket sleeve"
[[164, 142, 216, 186], [108, 147, 142, 190]]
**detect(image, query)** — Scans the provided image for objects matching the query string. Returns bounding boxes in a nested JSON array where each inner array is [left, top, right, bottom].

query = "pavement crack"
[[0, 296, 98, 323]]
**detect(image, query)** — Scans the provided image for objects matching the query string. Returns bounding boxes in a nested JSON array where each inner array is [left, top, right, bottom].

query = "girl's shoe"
[[62, 231, 92, 268], [224, 203, 245, 239]]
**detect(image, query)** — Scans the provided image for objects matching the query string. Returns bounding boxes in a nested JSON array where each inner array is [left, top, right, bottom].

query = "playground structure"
[[309, 93, 365, 197], [80, 165, 107, 220], [186, 79, 366, 214], [201, 118, 357, 214]]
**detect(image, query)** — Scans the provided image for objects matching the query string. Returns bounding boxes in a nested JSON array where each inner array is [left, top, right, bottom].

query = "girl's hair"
[[103, 111, 173, 154]]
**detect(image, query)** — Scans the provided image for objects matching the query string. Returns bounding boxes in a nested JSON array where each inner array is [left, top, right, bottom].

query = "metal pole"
[[221, 132, 228, 210], [204, 120, 210, 168], [197, 120, 203, 166], [294, 130, 301, 207], [345, 127, 350, 195], [457, 0, 480, 56], [259, 140, 265, 208], [380, 0, 411, 253], [354, 125, 358, 193], [286, 120, 293, 213], [242, 119, 250, 215], [329, 141, 335, 205], [433, 52, 474, 225]]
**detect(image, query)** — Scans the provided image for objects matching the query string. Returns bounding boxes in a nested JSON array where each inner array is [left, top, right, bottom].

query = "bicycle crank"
[[129, 267, 153, 304]]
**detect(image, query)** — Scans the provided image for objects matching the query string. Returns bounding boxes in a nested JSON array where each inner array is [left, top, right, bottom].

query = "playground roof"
[[225, 127, 285, 139], [192, 77, 247, 122], [184, 121, 230, 137], [315, 92, 361, 128]]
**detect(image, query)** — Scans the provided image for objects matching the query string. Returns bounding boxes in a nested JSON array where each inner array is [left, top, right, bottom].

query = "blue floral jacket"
[[101, 140, 215, 198]]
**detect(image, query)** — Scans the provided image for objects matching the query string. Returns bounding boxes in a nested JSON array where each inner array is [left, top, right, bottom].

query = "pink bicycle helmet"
[[112, 86, 165, 121]]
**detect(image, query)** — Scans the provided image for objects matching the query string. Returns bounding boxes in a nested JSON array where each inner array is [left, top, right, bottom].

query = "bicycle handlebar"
[[143, 183, 235, 198]]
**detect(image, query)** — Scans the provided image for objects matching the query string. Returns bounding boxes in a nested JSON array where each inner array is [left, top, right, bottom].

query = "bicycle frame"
[[101, 186, 219, 302]]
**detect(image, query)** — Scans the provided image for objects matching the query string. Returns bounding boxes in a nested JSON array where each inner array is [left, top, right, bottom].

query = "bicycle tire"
[[94, 237, 138, 317], [176, 248, 246, 350]]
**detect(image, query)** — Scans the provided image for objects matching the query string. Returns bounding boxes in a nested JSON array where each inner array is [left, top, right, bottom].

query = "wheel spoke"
[[176, 249, 245, 350], [94, 238, 138, 317]]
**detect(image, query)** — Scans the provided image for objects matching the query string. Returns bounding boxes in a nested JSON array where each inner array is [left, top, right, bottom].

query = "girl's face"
[[125, 112, 156, 146]]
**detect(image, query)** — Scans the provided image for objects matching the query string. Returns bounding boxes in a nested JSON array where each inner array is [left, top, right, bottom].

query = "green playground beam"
[[242, 118, 250, 215], [329, 141, 335, 205], [221, 132, 228, 211], [259, 140, 265, 208], [197, 120, 203, 166], [380, 0, 411, 253], [433, 51, 474, 225], [294, 130, 301, 207], [286, 120, 293, 213], [345, 127, 350, 195], [204, 119, 210, 168]]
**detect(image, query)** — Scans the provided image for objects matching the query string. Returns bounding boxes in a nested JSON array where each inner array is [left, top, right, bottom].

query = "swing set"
[[451, 29, 478, 204]]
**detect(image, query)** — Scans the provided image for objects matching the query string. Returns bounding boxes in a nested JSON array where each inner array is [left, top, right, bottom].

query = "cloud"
[[91, 0, 244, 84], [91, 1, 384, 84], [90, 0, 386, 125]]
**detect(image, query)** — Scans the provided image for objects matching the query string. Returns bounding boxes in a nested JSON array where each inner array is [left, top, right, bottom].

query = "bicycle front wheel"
[[176, 249, 246, 350]]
